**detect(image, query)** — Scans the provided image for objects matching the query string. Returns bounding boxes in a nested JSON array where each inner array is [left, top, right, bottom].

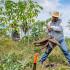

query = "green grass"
[[0, 38, 70, 70]]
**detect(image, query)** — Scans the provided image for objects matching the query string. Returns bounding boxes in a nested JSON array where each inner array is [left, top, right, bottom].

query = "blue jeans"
[[40, 39, 70, 63]]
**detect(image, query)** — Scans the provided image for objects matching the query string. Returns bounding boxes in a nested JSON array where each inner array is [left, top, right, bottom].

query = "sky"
[[33, 0, 70, 37]]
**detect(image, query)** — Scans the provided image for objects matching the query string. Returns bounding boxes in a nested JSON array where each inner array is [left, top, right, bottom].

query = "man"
[[40, 11, 70, 64]]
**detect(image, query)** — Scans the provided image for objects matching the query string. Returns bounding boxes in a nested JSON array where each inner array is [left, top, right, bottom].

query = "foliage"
[[31, 18, 51, 41], [0, 0, 43, 38], [0, 53, 23, 70], [0, 38, 70, 70]]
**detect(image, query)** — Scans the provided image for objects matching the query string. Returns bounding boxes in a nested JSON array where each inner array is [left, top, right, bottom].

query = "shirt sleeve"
[[47, 21, 51, 26], [51, 25, 63, 32], [47, 22, 52, 32]]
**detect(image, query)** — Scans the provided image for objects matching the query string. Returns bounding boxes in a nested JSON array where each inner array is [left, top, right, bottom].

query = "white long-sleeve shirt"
[[47, 19, 64, 41]]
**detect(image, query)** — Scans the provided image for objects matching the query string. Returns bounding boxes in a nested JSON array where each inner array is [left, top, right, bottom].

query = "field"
[[0, 37, 70, 70]]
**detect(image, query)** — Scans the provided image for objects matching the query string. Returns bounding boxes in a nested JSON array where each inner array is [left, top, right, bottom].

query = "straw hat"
[[52, 11, 60, 17]]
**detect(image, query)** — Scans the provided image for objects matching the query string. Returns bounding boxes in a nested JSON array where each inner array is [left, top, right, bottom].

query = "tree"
[[0, 0, 43, 40]]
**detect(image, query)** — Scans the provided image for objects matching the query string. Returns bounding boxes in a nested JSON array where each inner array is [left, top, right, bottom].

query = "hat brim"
[[52, 15, 59, 17]]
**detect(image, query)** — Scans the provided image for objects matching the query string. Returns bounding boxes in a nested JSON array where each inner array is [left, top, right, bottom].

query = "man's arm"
[[47, 21, 63, 32], [50, 26, 63, 32], [47, 22, 52, 32]]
